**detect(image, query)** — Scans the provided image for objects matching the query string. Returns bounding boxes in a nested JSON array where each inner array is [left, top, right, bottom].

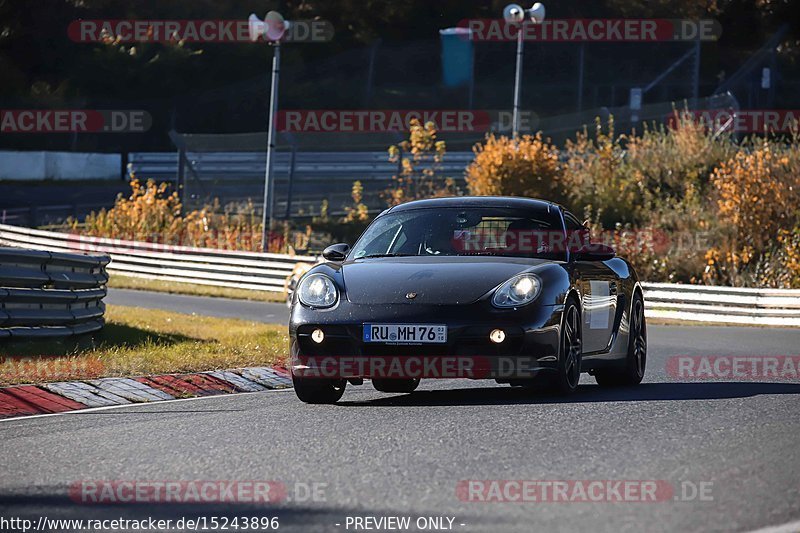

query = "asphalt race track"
[[1, 291, 798, 532], [104, 289, 290, 323]]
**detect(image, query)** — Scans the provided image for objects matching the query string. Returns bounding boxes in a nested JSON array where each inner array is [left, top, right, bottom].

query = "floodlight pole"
[[261, 42, 280, 252], [512, 28, 524, 138], [505, 3, 545, 138]]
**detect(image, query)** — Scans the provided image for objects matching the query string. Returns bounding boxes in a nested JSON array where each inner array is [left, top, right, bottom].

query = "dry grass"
[[0, 306, 289, 385], [107, 274, 287, 303]]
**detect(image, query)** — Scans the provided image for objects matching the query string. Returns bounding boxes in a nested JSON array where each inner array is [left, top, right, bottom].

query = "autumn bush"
[[73, 177, 276, 252], [704, 139, 800, 286], [623, 112, 733, 283], [79, 178, 181, 239], [465, 132, 564, 202], [754, 227, 800, 288], [625, 111, 735, 206], [561, 117, 642, 226]]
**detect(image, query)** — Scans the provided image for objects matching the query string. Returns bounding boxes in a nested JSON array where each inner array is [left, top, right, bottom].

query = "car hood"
[[341, 256, 548, 305]]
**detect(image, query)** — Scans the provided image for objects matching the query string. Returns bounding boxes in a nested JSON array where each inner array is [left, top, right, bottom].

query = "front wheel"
[[372, 378, 420, 394], [595, 292, 646, 387], [293, 376, 346, 404]]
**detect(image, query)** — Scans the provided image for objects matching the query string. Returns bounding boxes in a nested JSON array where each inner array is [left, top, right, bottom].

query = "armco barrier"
[[0, 247, 110, 338], [0, 224, 315, 293], [1, 224, 798, 325], [641, 282, 800, 327]]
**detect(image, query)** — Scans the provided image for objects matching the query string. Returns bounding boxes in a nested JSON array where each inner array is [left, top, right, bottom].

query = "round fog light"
[[311, 328, 325, 344], [489, 329, 506, 344]]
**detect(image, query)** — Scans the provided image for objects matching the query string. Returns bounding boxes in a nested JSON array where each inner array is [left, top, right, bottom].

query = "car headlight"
[[492, 274, 541, 308], [297, 274, 339, 308]]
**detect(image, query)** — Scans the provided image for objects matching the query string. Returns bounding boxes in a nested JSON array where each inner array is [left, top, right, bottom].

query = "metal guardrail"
[[0, 224, 315, 293], [1, 224, 798, 326], [128, 151, 475, 183], [0, 247, 110, 339], [641, 282, 800, 327]]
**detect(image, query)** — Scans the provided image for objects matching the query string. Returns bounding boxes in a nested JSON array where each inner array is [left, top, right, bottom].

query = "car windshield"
[[349, 206, 568, 260]]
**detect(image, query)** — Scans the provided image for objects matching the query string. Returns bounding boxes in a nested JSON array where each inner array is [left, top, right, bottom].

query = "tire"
[[549, 297, 582, 394], [293, 376, 346, 404], [595, 291, 647, 387], [372, 378, 420, 394]]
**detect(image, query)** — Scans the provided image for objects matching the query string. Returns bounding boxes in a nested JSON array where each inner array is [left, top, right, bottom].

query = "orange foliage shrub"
[[751, 227, 800, 288], [74, 177, 272, 252], [465, 132, 563, 201], [704, 141, 800, 286], [562, 117, 639, 225], [625, 111, 734, 201]]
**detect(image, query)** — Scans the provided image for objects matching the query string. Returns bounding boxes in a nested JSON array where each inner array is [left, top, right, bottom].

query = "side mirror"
[[322, 243, 350, 261], [572, 244, 615, 262]]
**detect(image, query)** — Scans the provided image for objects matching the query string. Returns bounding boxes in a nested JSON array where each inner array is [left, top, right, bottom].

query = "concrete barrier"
[[0, 151, 120, 180]]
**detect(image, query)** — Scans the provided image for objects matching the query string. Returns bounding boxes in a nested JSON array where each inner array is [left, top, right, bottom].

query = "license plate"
[[363, 324, 447, 344]]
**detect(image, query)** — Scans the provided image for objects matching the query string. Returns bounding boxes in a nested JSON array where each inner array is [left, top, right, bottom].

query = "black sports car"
[[289, 197, 647, 404]]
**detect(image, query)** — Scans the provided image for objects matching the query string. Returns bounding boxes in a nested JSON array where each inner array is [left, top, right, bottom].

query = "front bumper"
[[289, 299, 563, 380]]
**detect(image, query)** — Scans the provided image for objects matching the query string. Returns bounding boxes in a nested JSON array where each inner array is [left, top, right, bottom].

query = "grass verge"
[[0, 306, 289, 386], [107, 274, 288, 303]]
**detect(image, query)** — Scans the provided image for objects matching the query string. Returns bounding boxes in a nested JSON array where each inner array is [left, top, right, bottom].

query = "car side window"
[[564, 212, 583, 231], [563, 211, 588, 252]]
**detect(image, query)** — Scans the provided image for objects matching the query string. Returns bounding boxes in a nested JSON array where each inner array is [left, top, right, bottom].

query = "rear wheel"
[[595, 292, 646, 387], [372, 378, 420, 394], [293, 376, 346, 404], [549, 298, 582, 394]]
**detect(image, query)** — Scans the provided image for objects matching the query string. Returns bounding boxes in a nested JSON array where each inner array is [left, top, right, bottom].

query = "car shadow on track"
[[337, 381, 800, 407]]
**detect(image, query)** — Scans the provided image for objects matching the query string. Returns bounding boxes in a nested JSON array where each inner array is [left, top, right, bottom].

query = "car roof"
[[386, 196, 561, 214]]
